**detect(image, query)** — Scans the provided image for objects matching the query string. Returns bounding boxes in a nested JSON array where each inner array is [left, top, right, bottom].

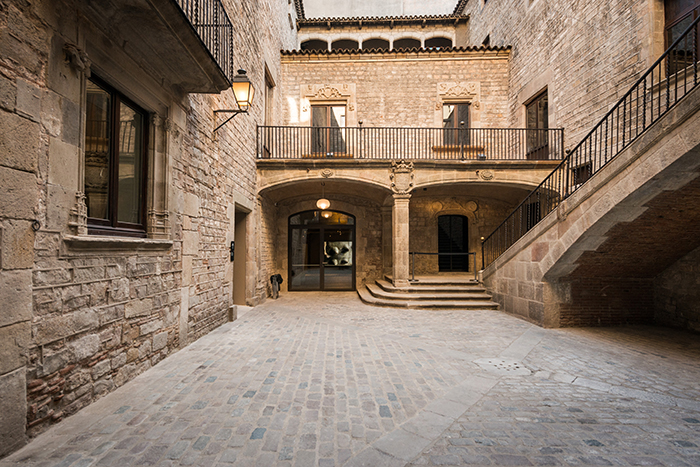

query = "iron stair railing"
[[482, 15, 700, 269]]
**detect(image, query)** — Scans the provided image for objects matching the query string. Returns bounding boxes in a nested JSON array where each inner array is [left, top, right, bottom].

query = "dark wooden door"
[[438, 215, 469, 271]]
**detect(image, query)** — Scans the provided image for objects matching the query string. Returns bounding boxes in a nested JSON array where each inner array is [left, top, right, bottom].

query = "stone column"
[[392, 193, 411, 287], [389, 160, 414, 287], [381, 206, 393, 276]]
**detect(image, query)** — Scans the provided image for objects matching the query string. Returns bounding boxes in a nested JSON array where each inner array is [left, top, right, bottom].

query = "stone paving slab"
[[2, 293, 700, 467]]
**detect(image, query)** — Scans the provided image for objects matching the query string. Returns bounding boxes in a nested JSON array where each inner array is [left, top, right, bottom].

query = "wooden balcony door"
[[311, 105, 347, 157]]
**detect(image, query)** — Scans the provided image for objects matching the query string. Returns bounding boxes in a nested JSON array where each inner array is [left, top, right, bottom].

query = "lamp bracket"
[[213, 109, 248, 133]]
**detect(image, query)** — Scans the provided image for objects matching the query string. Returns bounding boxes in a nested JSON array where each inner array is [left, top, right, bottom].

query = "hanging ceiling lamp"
[[316, 182, 330, 210]]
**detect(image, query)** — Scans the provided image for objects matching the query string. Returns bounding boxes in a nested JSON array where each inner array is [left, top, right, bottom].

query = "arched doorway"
[[438, 215, 469, 271], [289, 210, 356, 291]]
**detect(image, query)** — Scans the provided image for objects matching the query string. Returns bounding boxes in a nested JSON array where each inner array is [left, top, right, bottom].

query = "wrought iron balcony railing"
[[482, 14, 700, 268], [257, 126, 564, 161], [175, 0, 235, 84]]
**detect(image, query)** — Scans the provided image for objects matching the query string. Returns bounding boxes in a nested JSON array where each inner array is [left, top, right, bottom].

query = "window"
[[526, 90, 549, 160], [311, 105, 346, 156], [665, 0, 700, 74], [85, 76, 148, 236], [442, 103, 469, 146], [264, 69, 275, 126], [571, 162, 593, 186]]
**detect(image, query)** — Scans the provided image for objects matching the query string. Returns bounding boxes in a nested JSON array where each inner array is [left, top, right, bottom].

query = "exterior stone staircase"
[[357, 275, 500, 309]]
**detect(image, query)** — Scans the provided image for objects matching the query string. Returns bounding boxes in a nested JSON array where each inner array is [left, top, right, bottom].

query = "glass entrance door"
[[323, 228, 354, 290], [289, 211, 355, 291]]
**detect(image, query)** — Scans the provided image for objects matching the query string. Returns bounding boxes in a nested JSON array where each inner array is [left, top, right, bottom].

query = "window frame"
[[525, 89, 549, 160], [85, 75, 149, 238], [442, 102, 470, 147]]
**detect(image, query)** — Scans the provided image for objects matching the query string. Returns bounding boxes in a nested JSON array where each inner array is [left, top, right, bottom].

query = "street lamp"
[[214, 69, 255, 132]]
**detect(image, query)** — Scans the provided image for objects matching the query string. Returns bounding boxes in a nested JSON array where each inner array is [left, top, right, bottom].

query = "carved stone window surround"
[[435, 81, 482, 127], [300, 84, 357, 126]]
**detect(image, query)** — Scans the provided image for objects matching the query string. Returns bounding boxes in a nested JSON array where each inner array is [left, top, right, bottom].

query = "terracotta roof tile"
[[453, 0, 470, 16], [281, 44, 510, 55], [297, 14, 468, 29]]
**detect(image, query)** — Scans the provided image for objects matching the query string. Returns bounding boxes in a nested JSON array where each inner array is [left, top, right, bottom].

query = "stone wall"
[[279, 48, 510, 129], [0, 0, 297, 455], [654, 245, 700, 332], [460, 0, 660, 147]]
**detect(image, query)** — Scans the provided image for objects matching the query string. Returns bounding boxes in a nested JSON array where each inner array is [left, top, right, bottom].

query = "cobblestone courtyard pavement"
[[3, 293, 700, 467]]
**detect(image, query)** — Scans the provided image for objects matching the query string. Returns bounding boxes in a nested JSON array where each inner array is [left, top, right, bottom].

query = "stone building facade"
[[2, 0, 699, 459], [0, 0, 297, 456]]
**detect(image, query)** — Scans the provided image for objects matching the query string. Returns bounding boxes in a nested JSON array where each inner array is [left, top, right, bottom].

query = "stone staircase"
[[357, 275, 500, 309]]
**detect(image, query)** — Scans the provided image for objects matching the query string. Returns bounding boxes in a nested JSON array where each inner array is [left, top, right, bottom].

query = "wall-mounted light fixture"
[[316, 182, 330, 210], [214, 69, 255, 133]]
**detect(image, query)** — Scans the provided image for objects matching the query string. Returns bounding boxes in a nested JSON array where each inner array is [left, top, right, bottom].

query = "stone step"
[[375, 279, 487, 294], [357, 287, 500, 309], [384, 275, 480, 287], [368, 283, 492, 300]]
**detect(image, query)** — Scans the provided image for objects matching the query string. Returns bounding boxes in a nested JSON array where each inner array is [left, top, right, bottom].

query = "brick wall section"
[[460, 0, 657, 146], [0, 0, 298, 450], [558, 278, 655, 327], [280, 49, 510, 129], [655, 245, 700, 332]]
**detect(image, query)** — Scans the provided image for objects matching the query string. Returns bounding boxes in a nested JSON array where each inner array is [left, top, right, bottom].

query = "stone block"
[[48, 137, 79, 190], [0, 166, 37, 220], [40, 347, 70, 376], [183, 231, 199, 256], [16, 79, 41, 122], [41, 89, 62, 137], [0, 30, 42, 76], [126, 348, 139, 363], [0, 75, 15, 112], [33, 309, 99, 345], [111, 352, 126, 370], [61, 97, 80, 146], [46, 184, 73, 231], [140, 319, 163, 336], [0, 368, 27, 457], [0, 269, 32, 327], [139, 340, 152, 359], [0, 110, 39, 173], [0, 321, 30, 374], [1, 220, 35, 270], [68, 334, 100, 361], [184, 193, 199, 217], [153, 331, 168, 351], [92, 359, 111, 380], [125, 298, 153, 318], [109, 278, 130, 302]]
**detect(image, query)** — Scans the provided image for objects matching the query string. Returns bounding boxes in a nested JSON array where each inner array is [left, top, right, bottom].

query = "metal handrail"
[[258, 126, 564, 161], [410, 252, 477, 282], [482, 14, 700, 269], [174, 0, 235, 84]]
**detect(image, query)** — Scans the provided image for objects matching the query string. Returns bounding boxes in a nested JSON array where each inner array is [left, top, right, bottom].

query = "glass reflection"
[[117, 102, 143, 224], [85, 80, 111, 220]]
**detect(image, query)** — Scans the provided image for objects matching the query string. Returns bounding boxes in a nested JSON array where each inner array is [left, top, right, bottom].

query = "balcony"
[[82, 0, 235, 93], [257, 126, 564, 161]]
